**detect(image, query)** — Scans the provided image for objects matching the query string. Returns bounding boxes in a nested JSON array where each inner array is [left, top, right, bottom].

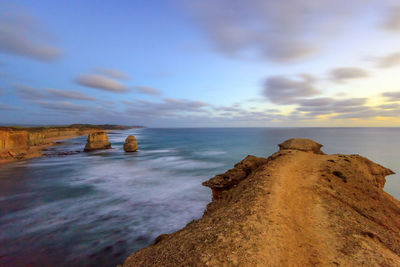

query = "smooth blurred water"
[[0, 128, 399, 267]]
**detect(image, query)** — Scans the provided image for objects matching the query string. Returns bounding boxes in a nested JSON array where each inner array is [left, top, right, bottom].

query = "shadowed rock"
[[84, 131, 111, 151], [123, 135, 138, 152]]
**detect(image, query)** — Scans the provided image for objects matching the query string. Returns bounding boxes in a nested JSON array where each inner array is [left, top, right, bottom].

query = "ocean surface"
[[0, 128, 399, 266]]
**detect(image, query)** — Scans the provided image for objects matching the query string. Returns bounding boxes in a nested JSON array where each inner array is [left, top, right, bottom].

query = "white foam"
[[194, 151, 227, 157]]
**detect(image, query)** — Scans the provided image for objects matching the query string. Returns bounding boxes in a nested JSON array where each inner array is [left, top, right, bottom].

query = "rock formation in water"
[[0, 125, 140, 163], [123, 135, 138, 152], [123, 138, 400, 267], [84, 131, 111, 151]]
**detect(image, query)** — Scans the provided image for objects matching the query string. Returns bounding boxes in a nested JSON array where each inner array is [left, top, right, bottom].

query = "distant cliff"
[[123, 139, 400, 266], [0, 124, 140, 163]]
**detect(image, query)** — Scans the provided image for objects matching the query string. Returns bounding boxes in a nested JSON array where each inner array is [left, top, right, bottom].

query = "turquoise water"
[[0, 128, 399, 266]]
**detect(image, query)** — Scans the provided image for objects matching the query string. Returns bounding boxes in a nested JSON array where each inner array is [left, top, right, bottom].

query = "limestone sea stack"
[[84, 131, 111, 151], [123, 135, 138, 152], [123, 138, 400, 267]]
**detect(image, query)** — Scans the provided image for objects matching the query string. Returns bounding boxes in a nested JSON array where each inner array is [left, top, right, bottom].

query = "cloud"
[[134, 85, 162, 95], [0, 4, 62, 61], [291, 97, 400, 120], [164, 98, 208, 109], [0, 102, 18, 111], [184, 0, 369, 62], [14, 84, 47, 100], [296, 97, 368, 115], [375, 52, 400, 68], [378, 103, 400, 109], [96, 68, 129, 80], [329, 67, 369, 83], [123, 98, 210, 118], [382, 91, 400, 101], [382, 5, 400, 32], [46, 88, 96, 101], [263, 74, 320, 104], [35, 101, 89, 112], [75, 74, 127, 92], [121, 97, 290, 126], [333, 108, 400, 119], [213, 106, 244, 113], [15, 84, 96, 102]]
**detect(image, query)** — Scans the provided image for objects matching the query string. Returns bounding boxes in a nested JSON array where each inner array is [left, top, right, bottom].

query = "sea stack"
[[123, 135, 138, 152], [84, 131, 111, 151], [123, 138, 400, 267]]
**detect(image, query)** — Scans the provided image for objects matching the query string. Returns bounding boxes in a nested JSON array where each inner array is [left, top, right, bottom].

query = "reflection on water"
[[0, 128, 399, 266]]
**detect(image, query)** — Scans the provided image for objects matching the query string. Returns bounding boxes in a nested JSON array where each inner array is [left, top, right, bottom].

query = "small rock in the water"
[[84, 131, 111, 151], [123, 135, 138, 152]]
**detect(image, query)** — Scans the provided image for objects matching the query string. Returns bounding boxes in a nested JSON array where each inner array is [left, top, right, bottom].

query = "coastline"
[[0, 125, 139, 164], [1, 131, 399, 266], [0, 133, 92, 164], [123, 139, 400, 266]]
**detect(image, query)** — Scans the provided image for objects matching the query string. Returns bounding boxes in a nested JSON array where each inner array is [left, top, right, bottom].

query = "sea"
[[0, 128, 399, 267]]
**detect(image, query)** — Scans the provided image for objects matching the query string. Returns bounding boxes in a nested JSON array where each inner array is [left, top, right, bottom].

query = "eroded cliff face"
[[0, 127, 105, 163], [27, 131, 46, 146], [0, 130, 29, 160], [123, 139, 400, 267]]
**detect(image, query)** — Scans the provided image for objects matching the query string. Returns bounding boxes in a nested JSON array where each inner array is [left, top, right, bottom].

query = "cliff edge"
[[123, 139, 400, 266]]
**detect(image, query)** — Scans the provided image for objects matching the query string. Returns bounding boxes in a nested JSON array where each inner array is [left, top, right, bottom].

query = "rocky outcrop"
[[123, 138, 400, 267], [203, 155, 268, 200], [278, 138, 324, 154], [123, 135, 138, 152], [84, 131, 111, 151]]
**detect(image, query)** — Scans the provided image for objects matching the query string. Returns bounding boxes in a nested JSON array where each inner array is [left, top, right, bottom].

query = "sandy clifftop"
[[123, 139, 400, 267]]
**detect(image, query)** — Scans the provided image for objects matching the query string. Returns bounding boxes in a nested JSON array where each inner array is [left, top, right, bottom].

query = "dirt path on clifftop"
[[257, 152, 335, 266]]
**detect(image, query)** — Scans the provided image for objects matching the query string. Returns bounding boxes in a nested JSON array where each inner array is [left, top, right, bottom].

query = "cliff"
[[0, 124, 137, 163], [123, 139, 400, 266]]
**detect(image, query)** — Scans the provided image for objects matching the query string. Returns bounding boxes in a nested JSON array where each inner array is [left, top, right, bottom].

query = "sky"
[[1, 0, 400, 127]]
